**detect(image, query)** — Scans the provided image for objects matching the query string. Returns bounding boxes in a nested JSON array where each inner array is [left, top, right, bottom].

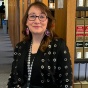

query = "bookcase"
[[74, 0, 88, 88], [75, 0, 88, 62]]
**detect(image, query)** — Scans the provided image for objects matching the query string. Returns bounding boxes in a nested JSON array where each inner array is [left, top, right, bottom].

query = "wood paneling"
[[42, 0, 48, 6], [19, 0, 23, 41], [12, 0, 15, 47], [66, 0, 76, 71], [19, 0, 28, 41], [24, 0, 27, 14], [8, 0, 15, 47], [8, 0, 20, 47], [55, 0, 67, 40], [8, 0, 33, 45], [30, 0, 35, 3], [14, 0, 20, 45], [8, 0, 11, 37]]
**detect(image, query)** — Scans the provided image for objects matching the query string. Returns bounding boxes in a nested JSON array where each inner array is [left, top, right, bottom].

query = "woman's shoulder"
[[52, 37, 68, 50], [53, 37, 66, 45], [15, 40, 30, 48], [52, 32, 66, 44], [15, 41, 26, 46], [52, 38, 69, 53]]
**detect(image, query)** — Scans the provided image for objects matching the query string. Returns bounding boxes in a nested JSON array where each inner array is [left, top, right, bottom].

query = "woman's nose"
[[35, 16, 40, 22]]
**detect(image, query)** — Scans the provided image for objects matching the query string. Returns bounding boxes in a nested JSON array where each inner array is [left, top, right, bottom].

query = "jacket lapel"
[[17, 41, 31, 77]]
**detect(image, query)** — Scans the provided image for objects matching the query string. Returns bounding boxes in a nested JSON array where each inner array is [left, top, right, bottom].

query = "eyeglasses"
[[28, 14, 48, 21]]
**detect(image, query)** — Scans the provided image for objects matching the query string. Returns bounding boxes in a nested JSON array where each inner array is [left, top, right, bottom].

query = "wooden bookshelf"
[[76, 7, 88, 11], [75, 59, 88, 63]]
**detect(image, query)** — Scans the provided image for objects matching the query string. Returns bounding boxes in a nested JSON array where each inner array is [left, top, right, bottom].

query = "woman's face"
[[26, 6, 48, 35]]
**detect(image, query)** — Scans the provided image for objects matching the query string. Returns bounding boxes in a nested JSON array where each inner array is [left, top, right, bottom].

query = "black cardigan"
[[7, 38, 72, 88]]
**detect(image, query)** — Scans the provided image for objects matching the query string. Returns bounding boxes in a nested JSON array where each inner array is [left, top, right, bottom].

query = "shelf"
[[49, 8, 55, 11], [76, 7, 88, 11], [75, 59, 88, 63]]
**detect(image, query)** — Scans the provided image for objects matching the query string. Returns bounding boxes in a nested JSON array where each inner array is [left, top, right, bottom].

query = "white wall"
[[4, 0, 8, 20], [0, 1, 3, 6]]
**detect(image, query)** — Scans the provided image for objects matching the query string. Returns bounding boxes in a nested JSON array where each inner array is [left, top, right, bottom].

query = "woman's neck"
[[32, 33, 44, 44], [31, 34, 44, 54]]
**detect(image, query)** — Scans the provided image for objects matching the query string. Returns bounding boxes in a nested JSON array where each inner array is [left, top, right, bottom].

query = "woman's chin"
[[32, 32, 44, 35]]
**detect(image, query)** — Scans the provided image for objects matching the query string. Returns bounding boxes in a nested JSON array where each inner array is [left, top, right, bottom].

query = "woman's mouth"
[[33, 26, 40, 28]]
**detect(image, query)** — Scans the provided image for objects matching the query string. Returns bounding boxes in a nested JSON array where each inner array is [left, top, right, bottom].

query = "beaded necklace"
[[27, 41, 34, 88]]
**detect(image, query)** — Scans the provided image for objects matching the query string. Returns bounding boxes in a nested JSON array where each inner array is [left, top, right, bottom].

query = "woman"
[[7, 1, 72, 88]]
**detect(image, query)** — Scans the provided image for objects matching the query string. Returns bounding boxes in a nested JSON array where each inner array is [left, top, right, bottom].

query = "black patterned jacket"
[[7, 38, 73, 88]]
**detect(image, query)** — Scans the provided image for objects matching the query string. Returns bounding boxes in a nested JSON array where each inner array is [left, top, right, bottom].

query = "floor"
[[0, 28, 13, 88]]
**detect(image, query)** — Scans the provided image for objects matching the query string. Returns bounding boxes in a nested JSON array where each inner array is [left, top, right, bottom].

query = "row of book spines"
[[76, 19, 88, 42], [48, 0, 55, 9], [76, 18, 88, 59], [74, 63, 88, 81], [76, 42, 88, 59], [74, 81, 88, 88], [77, 0, 88, 7], [76, 11, 88, 18], [35, 0, 55, 9]]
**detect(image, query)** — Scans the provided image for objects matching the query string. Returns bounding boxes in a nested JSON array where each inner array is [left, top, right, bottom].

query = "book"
[[79, 63, 86, 80], [74, 63, 79, 81]]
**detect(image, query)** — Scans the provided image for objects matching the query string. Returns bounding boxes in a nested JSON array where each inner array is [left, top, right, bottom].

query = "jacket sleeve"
[[7, 42, 22, 88], [55, 38, 73, 88]]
